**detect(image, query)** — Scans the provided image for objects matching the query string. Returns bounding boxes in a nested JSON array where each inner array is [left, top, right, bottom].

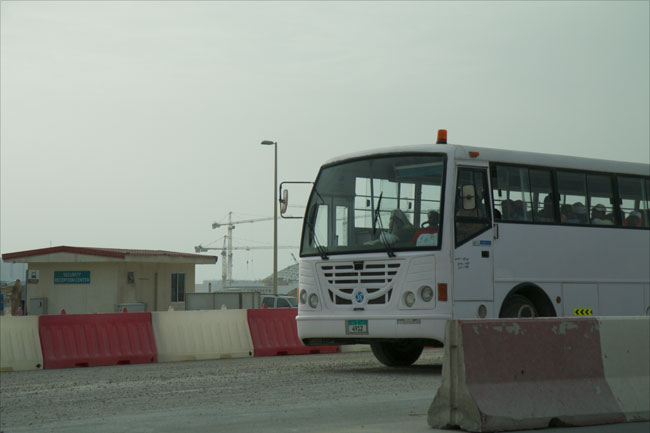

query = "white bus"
[[294, 130, 650, 366]]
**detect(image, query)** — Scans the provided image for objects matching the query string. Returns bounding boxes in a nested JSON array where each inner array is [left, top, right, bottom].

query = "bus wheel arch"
[[499, 283, 556, 318]]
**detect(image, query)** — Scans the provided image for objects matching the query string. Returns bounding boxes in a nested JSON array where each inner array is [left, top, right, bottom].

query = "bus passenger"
[[512, 200, 525, 221], [501, 199, 514, 220], [389, 209, 416, 242], [625, 210, 643, 227], [591, 204, 613, 225], [561, 204, 576, 224], [573, 202, 587, 224], [536, 195, 555, 222], [365, 209, 415, 246], [411, 210, 440, 246]]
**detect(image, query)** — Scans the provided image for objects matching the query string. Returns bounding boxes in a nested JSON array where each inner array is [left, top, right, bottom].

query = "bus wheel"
[[500, 294, 538, 318], [370, 341, 424, 367]]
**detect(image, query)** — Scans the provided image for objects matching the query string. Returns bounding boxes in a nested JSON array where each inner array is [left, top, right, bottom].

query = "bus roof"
[[323, 143, 650, 177]]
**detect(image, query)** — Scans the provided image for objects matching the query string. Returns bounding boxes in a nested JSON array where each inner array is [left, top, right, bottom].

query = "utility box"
[[30, 297, 48, 315], [185, 293, 216, 310], [240, 292, 261, 309], [185, 292, 261, 310]]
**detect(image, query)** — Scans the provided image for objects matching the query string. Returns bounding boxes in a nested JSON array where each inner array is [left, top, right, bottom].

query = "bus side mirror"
[[279, 180, 313, 219], [280, 189, 288, 215], [462, 185, 476, 210]]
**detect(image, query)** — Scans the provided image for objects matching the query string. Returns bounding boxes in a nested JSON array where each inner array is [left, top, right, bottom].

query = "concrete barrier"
[[152, 309, 254, 362], [0, 316, 43, 372], [428, 317, 649, 432], [598, 317, 650, 422]]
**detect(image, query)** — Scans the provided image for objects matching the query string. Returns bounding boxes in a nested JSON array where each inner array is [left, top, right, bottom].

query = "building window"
[[171, 273, 185, 303], [127, 272, 135, 284]]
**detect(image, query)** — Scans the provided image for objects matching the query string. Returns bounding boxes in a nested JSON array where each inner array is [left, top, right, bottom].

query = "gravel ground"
[[3, 349, 646, 433], [0, 349, 444, 432]]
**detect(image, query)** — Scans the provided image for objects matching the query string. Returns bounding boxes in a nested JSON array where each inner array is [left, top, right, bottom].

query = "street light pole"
[[261, 140, 278, 295]]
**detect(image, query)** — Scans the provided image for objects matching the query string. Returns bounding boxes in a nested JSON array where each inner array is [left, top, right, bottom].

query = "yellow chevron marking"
[[573, 308, 593, 316]]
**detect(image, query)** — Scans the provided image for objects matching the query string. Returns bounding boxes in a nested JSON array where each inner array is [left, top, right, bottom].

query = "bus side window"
[[491, 165, 550, 223], [587, 174, 616, 226], [557, 171, 588, 225], [530, 169, 556, 223], [618, 176, 650, 228]]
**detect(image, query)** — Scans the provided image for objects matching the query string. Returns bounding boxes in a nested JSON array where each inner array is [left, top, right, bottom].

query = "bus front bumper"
[[296, 313, 449, 346]]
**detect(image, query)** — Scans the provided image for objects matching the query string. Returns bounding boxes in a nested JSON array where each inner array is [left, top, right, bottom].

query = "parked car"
[[261, 295, 298, 308]]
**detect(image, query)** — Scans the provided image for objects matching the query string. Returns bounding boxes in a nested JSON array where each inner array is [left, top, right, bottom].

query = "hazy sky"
[[1, 1, 649, 283]]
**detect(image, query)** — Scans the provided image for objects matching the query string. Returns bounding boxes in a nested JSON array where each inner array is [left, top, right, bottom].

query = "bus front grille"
[[318, 261, 401, 306]]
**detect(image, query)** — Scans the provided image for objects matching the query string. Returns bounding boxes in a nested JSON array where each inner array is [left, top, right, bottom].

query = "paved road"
[[0, 349, 647, 433]]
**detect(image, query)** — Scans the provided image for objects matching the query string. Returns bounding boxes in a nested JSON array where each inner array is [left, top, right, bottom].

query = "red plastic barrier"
[[39, 312, 157, 369], [247, 308, 340, 357]]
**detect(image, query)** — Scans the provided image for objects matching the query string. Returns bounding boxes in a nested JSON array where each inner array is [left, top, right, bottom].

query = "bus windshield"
[[301, 154, 446, 257]]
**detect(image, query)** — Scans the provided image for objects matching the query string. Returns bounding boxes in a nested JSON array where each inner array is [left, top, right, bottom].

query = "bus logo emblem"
[[355, 291, 365, 303]]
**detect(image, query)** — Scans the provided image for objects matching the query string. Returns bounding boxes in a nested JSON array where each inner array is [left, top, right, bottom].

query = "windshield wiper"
[[374, 209, 395, 258], [310, 223, 329, 260], [372, 192, 383, 235], [306, 204, 329, 260], [372, 192, 395, 258]]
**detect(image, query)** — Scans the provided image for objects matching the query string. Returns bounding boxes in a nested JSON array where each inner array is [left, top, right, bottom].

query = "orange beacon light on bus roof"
[[436, 129, 447, 144]]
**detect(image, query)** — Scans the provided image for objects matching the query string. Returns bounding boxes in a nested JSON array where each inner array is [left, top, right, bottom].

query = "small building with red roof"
[[1, 246, 217, 315]]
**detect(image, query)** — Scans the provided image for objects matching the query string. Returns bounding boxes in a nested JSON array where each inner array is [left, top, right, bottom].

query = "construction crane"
[[210, 212, 273, 284], [196, 212, 295, 288]]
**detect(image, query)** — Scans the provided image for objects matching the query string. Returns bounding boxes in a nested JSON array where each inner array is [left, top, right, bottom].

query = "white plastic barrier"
[[0, 316, 43, 371], [152, 309, 254, 362]]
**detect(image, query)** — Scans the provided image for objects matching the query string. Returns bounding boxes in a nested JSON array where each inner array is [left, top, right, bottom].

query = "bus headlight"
[[420, 286, 434, 302], [404, 291, 416, 308], [299, 289, 307, 305], [308, 293, 319, 309]]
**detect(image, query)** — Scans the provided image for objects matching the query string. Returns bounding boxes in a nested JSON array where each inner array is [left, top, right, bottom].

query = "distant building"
[[195, 279, 272, 293], [1, 246, 217, 315], [262, 263, 299, 293], [196, 263, 299, 295]]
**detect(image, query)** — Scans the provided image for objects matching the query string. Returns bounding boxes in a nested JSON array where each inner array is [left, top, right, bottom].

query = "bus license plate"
[[346, 320, 368, 335]]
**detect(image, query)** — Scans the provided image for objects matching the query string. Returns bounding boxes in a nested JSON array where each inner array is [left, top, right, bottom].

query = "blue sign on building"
[[54, 271, 91, 284]]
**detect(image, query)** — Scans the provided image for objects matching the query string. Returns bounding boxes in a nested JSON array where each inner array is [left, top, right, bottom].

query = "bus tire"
[[500, 294, 538, 318], [370, 341, 424, 367]]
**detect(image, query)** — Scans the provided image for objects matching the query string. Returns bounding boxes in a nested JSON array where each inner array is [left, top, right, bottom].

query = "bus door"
[[452, 167, 494, 308]]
